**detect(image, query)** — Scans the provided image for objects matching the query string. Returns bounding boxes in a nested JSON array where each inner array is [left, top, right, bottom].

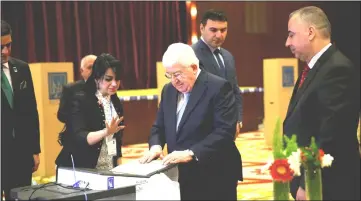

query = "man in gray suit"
[[192, 9, 243, 137]]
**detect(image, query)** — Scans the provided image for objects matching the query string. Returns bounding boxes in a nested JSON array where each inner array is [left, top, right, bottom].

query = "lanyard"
[[109, 101, 113, 118]]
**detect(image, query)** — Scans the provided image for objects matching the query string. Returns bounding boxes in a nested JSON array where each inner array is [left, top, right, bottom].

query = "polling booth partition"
[[262, 58, 298, 148]]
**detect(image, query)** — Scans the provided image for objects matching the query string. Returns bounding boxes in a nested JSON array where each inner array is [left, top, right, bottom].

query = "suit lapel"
[[168, 86, 178, 135], [198, 40, 222, 76], [2, 59, 19, 109], [285, 75, 301, 119], [8, 59, 19, 100], [176, 71, 207, 134], [285, 45, 337, 119], [1, 90, 12, 109], [221, 48, 231, 78], [286, 64, 320, 119]]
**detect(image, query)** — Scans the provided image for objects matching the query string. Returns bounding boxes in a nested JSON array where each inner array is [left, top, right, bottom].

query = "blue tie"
[[176, 93, 190, 131]]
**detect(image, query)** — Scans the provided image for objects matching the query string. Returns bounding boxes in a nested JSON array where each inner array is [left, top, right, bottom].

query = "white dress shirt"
[[2, 62, 13, 90], [308, 43, 332, 69], [200, 37, 225, 68]]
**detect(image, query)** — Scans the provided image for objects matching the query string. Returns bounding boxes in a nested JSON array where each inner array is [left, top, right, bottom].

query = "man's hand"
[[139, 145, 163, 164], [32, 154, 40, 173], [235, 122, 242, 140], [162, 150, 193, 165], [296, 186, 306, 201]]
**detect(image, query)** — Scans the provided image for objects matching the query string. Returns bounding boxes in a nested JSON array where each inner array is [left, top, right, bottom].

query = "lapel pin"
[[13, 66, 18, 72]]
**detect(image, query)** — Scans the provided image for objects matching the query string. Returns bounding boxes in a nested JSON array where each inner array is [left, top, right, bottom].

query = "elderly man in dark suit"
[[192, 9, 243, 137], [283, 6, 360, 200], [1, 20, 41, 200], [140, 43, 242, 200]]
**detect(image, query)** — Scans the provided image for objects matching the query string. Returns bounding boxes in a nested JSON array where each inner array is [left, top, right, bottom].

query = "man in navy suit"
[[140, 43, 242, 200], [192, 9, 243, 137]]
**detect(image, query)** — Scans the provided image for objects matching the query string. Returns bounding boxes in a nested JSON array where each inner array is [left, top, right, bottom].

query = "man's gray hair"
[[80, 54, 97, 69], [162, 43, 199, 69], [290, 6, 331, 39]]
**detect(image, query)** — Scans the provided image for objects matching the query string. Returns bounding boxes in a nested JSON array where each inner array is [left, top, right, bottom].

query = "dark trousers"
[[1, 141, 33, 200]]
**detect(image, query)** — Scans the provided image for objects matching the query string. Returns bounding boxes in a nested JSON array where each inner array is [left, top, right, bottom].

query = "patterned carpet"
[[120, 131, 274, 200], [32, 131, 274, 200]]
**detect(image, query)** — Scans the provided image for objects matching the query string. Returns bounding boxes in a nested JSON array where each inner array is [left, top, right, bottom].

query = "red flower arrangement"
[[318, 149, 324, 161], [269, 159, 294, 182]]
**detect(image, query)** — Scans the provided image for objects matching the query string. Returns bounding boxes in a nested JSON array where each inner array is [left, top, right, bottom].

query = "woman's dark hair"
[[85, 53, 122, 92]]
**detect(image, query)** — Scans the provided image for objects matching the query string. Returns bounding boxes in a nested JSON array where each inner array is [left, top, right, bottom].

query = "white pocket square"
[[20, 80, 27, 90]]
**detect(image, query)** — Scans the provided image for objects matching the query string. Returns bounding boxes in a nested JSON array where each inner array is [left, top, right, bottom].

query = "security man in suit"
[[192, 9, 243, 138], [1, 20, 41, 200]]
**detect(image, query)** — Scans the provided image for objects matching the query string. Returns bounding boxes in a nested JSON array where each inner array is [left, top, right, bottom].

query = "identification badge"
[[107, 139, 117, 156]]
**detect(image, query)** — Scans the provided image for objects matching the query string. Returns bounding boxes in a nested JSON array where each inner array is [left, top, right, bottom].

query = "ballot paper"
[[135, 173, 181, 200], [110, 160, 176, 178]]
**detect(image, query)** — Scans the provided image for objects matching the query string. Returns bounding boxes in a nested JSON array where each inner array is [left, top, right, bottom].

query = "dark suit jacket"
[[1, 57, 40, 183], [192, 40, 243, 122], [149, 70, 242, 197], [57, 79, 85, 123], [283, 45, 360, 200], [56, 83, 124, 169]]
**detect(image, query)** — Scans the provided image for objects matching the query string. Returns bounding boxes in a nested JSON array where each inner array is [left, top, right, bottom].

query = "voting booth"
[[263, 58, 298, 148], [56, 160, 180, 200], [29, 62, 74, 177]]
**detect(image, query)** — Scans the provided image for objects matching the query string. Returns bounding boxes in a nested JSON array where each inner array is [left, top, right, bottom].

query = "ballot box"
[[56, 160, 180, 200], [10, 183, 136, 200]]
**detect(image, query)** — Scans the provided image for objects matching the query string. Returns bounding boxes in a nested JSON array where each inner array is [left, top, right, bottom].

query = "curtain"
[[1, 1, 188, 89]]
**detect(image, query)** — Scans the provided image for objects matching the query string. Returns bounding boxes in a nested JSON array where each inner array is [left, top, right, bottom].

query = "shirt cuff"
[[188, 149, 198, 161], [150, 145, 162, 153]]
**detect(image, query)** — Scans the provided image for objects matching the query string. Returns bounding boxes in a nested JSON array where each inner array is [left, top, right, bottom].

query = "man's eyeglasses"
[[1, 43, 11, 50], [165, 71, 183, 79]]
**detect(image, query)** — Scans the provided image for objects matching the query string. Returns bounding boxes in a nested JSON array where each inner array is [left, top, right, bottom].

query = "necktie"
[[176, 93, 190, 131], [213, 49, 226, 78], [298, 64, 310, 89], [1, 64, 13, 108]]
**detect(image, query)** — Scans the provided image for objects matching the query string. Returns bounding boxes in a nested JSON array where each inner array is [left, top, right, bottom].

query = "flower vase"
[[305, 167, 323, 200], [273, 181, 290, 200]]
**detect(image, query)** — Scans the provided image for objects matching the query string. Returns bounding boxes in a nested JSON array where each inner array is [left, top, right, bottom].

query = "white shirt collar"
[[2, 62, 9, 68], [195, 68, 201, 79], [95, 90, 111, 102], [181, 68, 201, 97], [308, 43, 332, 69], [201, 36, 221, 53]]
